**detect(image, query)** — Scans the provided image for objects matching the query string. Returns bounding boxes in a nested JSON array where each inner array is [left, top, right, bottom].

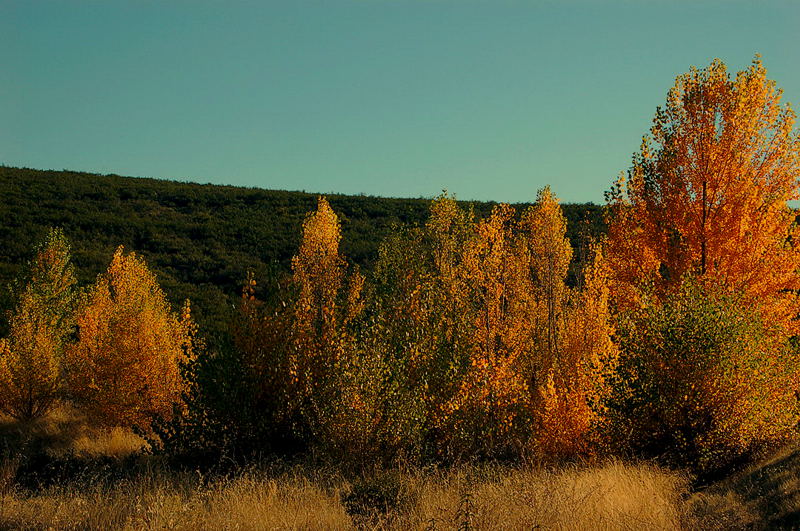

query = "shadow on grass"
[[691, 443, 800, 530], [0, 406, 148, 491]]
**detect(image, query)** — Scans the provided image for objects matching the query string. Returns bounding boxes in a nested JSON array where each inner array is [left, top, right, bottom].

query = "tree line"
[[1, 56, 799, 476]]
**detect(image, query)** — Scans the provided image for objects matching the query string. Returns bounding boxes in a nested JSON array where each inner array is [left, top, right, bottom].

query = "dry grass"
[[369, 460, 691, 530], [0, 460, 693, 530], [0, 470, 351, 530], [0, 404, 147, 459], [69, 426, 146, 458], [6, 408, 800, 529]]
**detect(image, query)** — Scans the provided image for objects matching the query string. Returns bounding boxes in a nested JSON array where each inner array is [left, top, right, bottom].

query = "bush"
[[150, 333, 303, 467], [606, 281, 800, 474]]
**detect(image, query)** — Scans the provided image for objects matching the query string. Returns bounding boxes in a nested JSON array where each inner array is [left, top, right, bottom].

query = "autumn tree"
[[606, 56, 800, 330], [369, 190, 618, 461], [518, 188, 617, 458], [289, 197, 348, 404], [288, 197, 372, 454], [519, 187, 573, 374], [0, 228, 78, 420], [370, 198, 472, 460], [539, 244, 617, 457], [65, 247, 196, 429], [442, 203, 533, 458], [605, 56, 800, 469]]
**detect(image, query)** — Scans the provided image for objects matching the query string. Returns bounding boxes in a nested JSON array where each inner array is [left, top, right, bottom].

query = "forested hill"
[[0, 166, 604, 334]]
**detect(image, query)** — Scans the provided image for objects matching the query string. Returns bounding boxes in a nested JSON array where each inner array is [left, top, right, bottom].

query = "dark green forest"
[[0, 166, 603, 334]]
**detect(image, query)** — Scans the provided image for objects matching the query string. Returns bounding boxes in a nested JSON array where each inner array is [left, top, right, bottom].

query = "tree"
[[288, 197, 369, 454], [519, 187, 572, 373], [65, 247, 195, 429], [606, 56, 800, 332], [443, 203, 533, 458], [519, 189, 616, 458], [0, 228, 78, 420], [538, 243, 617, 458], [605, 56, 800, 471], [289, 197, 348, 407]]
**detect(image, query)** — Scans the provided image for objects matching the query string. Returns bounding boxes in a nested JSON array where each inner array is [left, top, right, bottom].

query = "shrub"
[[605, 281, 800, 474]]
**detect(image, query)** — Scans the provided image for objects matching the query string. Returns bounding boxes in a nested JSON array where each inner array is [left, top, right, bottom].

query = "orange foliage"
[[606, 57, 800, 333], [443, 203, 532, 455], [519, 189, 617, 458], [605, 56, 800, 471], [65, 247, 196, 429], [538, 244, 617, 458]]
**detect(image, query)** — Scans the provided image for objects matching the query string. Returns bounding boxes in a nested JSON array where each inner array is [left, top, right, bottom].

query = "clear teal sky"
[[3, 1, 799, 203]]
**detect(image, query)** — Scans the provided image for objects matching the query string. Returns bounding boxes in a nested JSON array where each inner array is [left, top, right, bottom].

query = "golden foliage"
[[0, 229, 77, 420], [65, 247, 195, 429], [442, 203, 532, 455], [518, 189, 617, 458], [369, 190, 616, 459], [286, 197, 371, 452], [290, 197, 347, 389]]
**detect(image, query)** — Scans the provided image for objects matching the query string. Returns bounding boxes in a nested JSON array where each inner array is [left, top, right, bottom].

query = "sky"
[[2, 1, 799, 204]]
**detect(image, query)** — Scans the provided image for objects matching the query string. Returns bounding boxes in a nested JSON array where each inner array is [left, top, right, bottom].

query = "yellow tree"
[[443, 203, 532, 457], [519, 187, 573, 370], [65, 247, 195, 429], [290, 197, 348, 396], [606, 56, 800, 331], [288, 197, 370, 450], [0, 228, 78, 420], [372, 195, 476, 459], [520, 188, 616, 458]]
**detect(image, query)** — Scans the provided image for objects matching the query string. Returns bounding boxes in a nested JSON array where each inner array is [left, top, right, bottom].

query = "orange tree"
[[605, 57, 800, 470], [65, 247, 196, 429], [0, 228, 78, 420], [606, 56, 800, 323]]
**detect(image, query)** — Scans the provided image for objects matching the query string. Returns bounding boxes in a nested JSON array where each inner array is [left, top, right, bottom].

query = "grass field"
[[1, 409, 798, 529], [0, 460, 691, 530]]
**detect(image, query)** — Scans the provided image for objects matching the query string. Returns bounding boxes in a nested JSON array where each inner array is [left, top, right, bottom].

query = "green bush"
[[605, 281, 800, 474]]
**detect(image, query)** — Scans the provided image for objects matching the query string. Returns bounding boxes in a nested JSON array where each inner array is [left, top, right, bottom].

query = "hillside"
[[0, 166, 603, 334]]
